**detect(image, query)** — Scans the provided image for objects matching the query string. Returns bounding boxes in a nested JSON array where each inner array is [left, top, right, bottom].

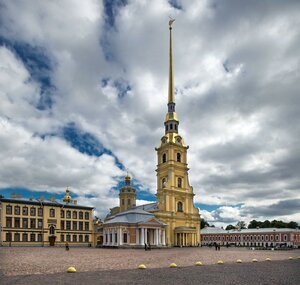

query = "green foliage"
[[200, 218, 210, 229], [225, 224, 236, 230], [235, 221, 246, 229], [248, 219, 298, 229], [0, 194, 4, 198]]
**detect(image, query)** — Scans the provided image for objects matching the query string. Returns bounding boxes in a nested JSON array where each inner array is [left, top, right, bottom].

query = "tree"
[[235, 221, 246, 229], [225, 224, 236, 230], [287, 221, 298, 229], [248, 220, 262, 229], [200, 218, 210, 229], [0, 194, 4, 198]]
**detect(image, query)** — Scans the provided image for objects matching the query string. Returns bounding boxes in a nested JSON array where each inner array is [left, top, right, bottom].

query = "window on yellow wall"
[[73, 211, 77, 219], [162, 178, 166, 188], [162, 153, 167, 163], [177, 201, 183, 212], [178, 178, 182, 188], [177, 153, 181, 162], [122, 199, 124, 205]]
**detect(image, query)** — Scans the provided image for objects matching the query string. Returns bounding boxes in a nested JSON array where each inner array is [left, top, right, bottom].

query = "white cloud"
[[0, 0, 300, 223]]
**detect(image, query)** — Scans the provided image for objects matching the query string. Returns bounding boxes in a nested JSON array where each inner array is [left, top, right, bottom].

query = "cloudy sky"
[[0, 0, 299, 227]]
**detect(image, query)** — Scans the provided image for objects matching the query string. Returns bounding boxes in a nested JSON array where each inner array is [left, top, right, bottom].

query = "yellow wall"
[[155, 134, 201, 246], [0, 200, 93, 247]]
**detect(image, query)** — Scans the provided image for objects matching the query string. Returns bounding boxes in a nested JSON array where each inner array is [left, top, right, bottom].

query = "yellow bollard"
[[195, 261, 203, 266], [217, 260, 224, 265], [265, 258, 271, 261], [252, 259, 258, 262], [236, 259, 242, 263], [67, 267, 76, 273], [169, 263, 177, 268], [138, 264, 147, 269]]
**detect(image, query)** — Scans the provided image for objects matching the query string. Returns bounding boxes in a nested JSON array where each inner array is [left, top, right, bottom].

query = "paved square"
[[0, 247, 299, 276]]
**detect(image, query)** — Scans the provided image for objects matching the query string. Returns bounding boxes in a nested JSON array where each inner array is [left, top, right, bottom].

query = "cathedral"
[[102, 20, 201, 247]]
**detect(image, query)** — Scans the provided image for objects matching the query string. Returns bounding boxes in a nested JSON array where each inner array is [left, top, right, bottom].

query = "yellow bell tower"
[[154, 19, 201, 246], [119, 175, 136, 212]]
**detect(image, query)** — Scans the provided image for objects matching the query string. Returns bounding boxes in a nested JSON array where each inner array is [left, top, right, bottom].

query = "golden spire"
[[63, 186, 72, 203], [168, 17, 175, 105]]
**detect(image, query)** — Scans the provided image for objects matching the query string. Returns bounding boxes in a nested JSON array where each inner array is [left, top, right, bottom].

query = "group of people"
[[214, 242, 221, 251]]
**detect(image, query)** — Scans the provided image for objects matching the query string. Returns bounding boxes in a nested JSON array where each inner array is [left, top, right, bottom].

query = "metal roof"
[[201, 226, 299, 234], [104, 207, 165, 226], [0, 197, 94, 210]]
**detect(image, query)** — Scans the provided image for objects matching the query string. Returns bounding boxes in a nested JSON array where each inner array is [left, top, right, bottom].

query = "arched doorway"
[[49, 226, 56, 246]]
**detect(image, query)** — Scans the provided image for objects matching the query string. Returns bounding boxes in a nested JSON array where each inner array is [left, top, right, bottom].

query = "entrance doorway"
[[49, 236, 56, 246]]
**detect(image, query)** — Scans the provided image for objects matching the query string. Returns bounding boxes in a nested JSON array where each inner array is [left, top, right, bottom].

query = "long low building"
[[201, 226, 300, 248], [0, 189, 94, 247]]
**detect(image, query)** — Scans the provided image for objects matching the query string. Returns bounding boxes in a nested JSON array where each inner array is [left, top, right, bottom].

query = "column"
[[162, 230, 166, 246], [103, 230, 106, 245], [136, 228, 139, 245], [119, 228, 123, 246], [140, 228, 144, 245], [144, 228, 148, 244], [158, 229, 161, 245], [154, 229, 158, 245]]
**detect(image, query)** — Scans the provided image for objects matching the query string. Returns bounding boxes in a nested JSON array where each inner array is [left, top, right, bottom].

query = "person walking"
[[65, 242, 69, 251]]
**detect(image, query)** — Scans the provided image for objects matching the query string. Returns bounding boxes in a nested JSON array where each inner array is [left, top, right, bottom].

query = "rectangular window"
[[14, 233, 20, 242], [14, 206, 20, 215], [23, 218, 28, 228], [23, 206, 28, 215], [30, 207, 36, 216], [61, 210, 64, 218], [30, 219, 36, 229], [61, 234, 64, 242], [38, 234, 42, 242], [61, 221, 65, 230], [73, 211, 77, 219], [22, 233, 28, 242], [73, 221, 77, 231], [79, 212, 83, 219], [38, 219, 43, 229], [79, 222, 83, 231], [49, 209, 55, 217], [66, 221, 71, 230], [30, 233, 35, 242], [38, 208, 43, 217], [115, 233, 117, 243], [66, 235, 71, 242], [79, 235, 83, 242], [85, 212, 89, 220], [73, 235, 77, 242], [66, 210, 71, 219], [6, 217, 12, 227], [85, 235, 89, 242], [6, 233, 12, 242], [85, 222, 89, 231], [6, 205, 12, 215], [15, 218, 20, 228]]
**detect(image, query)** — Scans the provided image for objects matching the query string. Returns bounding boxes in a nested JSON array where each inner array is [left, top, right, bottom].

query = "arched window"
[[79, 211, 83, 219], [177, 201, 183, 212], [49, 208, 55, 217], [66, 210, 71, 218], [162, 178, 166, 188], [162, 153, 167, 163], [177, 153, 181, 162], [170, 124, 173, 130], [73, 211, 77, 219], [128, 199, 131, 205], [175, 124, 177, 130], [178, 178, 182, 188], [49, 226, 55, 235]]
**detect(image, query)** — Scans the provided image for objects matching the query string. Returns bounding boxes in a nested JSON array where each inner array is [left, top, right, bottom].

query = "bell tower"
[[119, 175, 136, 212], [154, 19, 200, 247]]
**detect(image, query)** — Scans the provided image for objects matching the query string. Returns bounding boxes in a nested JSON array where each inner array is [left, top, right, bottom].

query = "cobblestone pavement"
[[0, 247, 299, 277], [1, 260, 300, 285]]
